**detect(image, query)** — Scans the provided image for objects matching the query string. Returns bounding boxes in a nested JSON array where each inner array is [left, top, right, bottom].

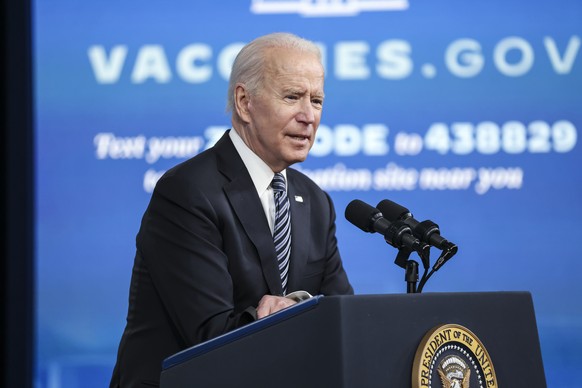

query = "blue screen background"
[[34, 1, 582, 386]]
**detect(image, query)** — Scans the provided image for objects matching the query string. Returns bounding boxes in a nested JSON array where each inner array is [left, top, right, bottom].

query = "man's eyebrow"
[[285, 87, 324, 96], [282, 86, 306, 94]]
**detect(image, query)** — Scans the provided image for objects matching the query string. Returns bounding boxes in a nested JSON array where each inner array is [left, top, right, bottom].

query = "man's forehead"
[[269, 73, 325, 95], [263, 47, 323, 72]]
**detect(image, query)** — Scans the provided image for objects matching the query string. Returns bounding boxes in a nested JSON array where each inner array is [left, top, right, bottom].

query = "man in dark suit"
[[110, 32, 353, 387]]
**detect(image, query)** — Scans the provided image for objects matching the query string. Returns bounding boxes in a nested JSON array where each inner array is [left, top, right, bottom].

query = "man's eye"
[[312, 99, 323, 106], [286, 95, 299, 100]]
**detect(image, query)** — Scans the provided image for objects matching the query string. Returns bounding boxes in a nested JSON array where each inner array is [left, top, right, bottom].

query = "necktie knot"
[[272, 173, 286, 194]]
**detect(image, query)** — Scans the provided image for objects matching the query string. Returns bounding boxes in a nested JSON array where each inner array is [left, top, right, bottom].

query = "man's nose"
[[297, 99, 316, 124]]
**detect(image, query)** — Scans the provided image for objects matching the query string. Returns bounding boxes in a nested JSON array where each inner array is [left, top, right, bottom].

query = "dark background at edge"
[[2, 0, 34, 386]]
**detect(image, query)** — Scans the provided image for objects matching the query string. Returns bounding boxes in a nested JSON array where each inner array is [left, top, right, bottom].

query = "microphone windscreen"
[[377, 199, 410, 222], [345, 199, 379, 233]]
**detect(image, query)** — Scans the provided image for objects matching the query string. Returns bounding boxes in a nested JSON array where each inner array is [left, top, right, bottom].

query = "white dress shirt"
[[229, 129, 287, 235]]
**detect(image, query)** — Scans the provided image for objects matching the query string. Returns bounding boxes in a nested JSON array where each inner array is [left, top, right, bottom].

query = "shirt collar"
[[229, 129, 287, 195]]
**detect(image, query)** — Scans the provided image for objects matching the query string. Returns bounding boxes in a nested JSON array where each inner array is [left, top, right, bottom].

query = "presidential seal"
[[412, 324, 497, 388]]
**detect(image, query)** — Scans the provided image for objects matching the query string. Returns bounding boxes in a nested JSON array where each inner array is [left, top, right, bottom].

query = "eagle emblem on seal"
[[437, 355, 471, 388]]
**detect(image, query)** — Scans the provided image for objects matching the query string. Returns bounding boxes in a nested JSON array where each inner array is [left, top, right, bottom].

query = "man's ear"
[[234, 84, 251, 123]]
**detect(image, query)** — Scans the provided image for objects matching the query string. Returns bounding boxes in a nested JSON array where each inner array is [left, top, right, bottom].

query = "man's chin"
[[289, 153, 309, 165]]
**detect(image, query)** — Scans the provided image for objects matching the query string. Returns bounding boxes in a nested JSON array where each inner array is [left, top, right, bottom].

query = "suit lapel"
[[287, 171, 310, 292], [216, 132, 283, 296]]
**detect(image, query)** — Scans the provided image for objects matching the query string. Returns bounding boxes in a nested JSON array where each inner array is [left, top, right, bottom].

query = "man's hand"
[[256, 295, 297, 319]]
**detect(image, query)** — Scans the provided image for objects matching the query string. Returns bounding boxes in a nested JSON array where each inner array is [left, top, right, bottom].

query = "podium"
[[160, 292, 546, 387]]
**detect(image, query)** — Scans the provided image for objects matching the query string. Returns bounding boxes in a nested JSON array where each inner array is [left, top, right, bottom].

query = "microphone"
[[376, 199, 458, 271], [377, 199, 457, 252], [345, 199, 428, 255]]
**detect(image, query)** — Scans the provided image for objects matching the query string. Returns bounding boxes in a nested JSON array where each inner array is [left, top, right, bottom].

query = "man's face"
[[237, 47, 325, 172]]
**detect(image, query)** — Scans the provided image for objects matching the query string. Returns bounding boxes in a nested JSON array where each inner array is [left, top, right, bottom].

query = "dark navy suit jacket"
[[110, 131, 353, 387]]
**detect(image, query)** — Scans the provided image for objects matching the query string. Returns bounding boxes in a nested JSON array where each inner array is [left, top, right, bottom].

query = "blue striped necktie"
[[272, 173, 291, 295]]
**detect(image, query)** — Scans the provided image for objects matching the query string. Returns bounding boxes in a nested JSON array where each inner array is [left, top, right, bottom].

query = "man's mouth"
[[288, 134, 310, 142]]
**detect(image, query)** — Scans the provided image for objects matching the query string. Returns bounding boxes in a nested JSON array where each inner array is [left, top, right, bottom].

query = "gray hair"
[[226, 32, 322, 114]]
